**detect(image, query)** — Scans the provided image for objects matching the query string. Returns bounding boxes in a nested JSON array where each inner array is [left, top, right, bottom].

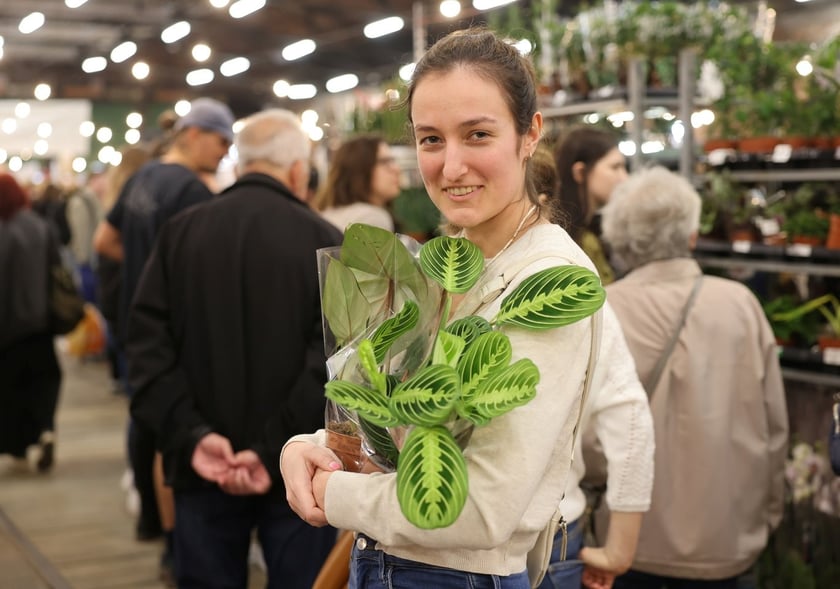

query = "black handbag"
[[49, 263, 85, 335], [830, 394, 840, 476]]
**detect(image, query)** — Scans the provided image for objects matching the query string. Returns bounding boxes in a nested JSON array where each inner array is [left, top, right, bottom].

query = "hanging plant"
[[318, 224, 605, 529]]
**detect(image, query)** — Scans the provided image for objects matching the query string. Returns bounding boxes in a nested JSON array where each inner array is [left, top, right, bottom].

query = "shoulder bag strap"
[[644, 274, 703, 397]]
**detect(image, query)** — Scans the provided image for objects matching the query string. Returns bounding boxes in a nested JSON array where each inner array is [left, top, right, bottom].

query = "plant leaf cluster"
[[320, 224, 605, 529]]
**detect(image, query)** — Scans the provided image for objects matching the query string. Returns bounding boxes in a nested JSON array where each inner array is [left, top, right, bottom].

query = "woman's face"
[[586, 147, 627, 211], [369, 142, 402, 205], [411, 67, 540, 243]]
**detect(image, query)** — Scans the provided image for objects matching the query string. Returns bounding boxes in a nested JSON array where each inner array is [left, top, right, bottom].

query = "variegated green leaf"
[[418, 236, 484, 294], [389, 365, 460, 427], [324, 381, 398, 427], [458, 358, 540, 423], [445, 316, 492, 350], [322, 257, 370, 346], [494, 266, 605, 330], [370, 300, 420, 363], [431, 330, 466, 368], [359, 417, 400, 469], [456, 331, 512, 401], [357, 339, 387, 395], [396, 426, 468, 529]]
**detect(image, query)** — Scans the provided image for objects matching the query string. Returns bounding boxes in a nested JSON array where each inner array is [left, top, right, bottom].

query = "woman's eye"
[[418, 135, 441, 145], [470, 131, 489, 140]]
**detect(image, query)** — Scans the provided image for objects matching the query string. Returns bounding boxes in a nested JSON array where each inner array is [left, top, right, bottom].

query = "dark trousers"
[[615, 570, 739, 589], [174, 486, 336, 589], [127, 417, 161, 538], [0, 333, 61, 456]]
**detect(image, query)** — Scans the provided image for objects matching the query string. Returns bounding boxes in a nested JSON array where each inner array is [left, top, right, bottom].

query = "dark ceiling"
[[0, 0, 835, 117]]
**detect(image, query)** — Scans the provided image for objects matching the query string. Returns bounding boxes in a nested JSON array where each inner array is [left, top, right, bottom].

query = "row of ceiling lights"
[[0, 98, 331, 174], [1, 0, 520, 101]]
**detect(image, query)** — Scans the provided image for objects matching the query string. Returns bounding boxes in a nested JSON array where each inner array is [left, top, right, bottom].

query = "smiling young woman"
[[280, 27, 647, 589]]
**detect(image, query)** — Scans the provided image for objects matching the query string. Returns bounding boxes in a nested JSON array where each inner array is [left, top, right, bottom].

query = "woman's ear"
[[524, 112, 543, 158], [571, 161, 586, 185]]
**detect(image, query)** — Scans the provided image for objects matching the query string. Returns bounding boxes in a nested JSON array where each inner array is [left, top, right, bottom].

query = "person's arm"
[[127, 227, 209, 473], [93, 221, 123, 261], [576, 305, 654, 578], [579, 511, 643, 577]]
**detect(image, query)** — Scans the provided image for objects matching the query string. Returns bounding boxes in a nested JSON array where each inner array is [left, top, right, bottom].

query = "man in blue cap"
[[94, 96, 235, 581]]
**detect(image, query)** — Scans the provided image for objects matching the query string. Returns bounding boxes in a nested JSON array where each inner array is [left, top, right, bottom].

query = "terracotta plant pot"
[[738, 136, 780, 154], [703, 138, 737, 153], [790, 235, 824, 247], [325, 426, 366, 473], [818, 335, 840, 352], [778, 136, 812, 150], [826, 214, 840, 250]]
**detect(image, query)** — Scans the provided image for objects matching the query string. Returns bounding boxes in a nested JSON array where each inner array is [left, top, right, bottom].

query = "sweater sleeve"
[[589, 304, 655, 512]]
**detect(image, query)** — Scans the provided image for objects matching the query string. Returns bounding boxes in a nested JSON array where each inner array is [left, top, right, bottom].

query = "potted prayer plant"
[[318, 224, 605, 529]]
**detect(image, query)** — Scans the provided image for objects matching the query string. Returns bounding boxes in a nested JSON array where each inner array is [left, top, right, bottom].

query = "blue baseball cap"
[[175, 98, 235, 142]]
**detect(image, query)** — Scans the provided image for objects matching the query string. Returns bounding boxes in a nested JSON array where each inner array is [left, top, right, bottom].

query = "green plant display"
[[762, 295, 822, 346], [319, 224, 605, 529], [771, 294, 840, 339]]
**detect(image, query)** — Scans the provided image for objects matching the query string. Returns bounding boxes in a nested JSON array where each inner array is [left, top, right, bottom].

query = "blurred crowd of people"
[[0, 38, 795, 588]]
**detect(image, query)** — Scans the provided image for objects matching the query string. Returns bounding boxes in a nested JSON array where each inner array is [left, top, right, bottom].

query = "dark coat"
[[127, 173, 342, 496]]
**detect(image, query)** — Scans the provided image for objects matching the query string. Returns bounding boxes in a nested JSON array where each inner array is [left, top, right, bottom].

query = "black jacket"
[[128, 173, 342, 495]]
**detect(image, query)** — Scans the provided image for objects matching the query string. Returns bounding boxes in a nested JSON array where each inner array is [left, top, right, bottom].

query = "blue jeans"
[[614, 570, 739, 589], [174, 486, 336, 589], [350, 534, 530, 588], [538, 517, 584, 589]]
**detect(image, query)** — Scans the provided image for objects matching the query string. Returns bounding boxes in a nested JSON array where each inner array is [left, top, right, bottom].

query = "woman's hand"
[[581, 563, 615, 589], [280, 441, 342, 527]]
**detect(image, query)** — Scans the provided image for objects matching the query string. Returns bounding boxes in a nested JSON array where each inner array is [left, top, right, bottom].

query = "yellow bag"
[[65, 304, 106, 358]]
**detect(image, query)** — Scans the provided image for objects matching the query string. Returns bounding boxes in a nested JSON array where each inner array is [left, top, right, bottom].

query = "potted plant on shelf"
[[771, 294, 840, 352], [763, 295, 822, 348], [318, 224, 605, 529]]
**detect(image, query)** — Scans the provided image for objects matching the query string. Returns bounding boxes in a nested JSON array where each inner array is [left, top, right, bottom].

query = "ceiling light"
[[174, 100, 191, 116], [288, 84, 317, 100], [82, 56, 107, 73], [440, 1, 461, 18], [132, 61, 150, 80], [273, 80, 290, 97], [110, 41, 137, 63], [19, 12, 45, 34], [72, 157, 87, 173], [98, 145, 115, 164], [186, 68, 215, 86], [2, 118, 17, 134], [34, 83, 51, 101], [96, 127, 113, 143], [220, 57, 250, 77], [110, 151, 123, 166], [209, 0, 230, 7], [192, 43, 212, 62], [161, 21, 191, 44], [126, 112, 143, 128], [472, 0, 517, 9], [65, 0, 89, 7], [308, 126, 324, 142], [9, 156, 23, 172], [796, 57, 813, 76], [229, 0, 266, 19], [326, 73, 359, 94], [301, 110, 318, 127], [125, 128, 141, 144], [364, 17, 404, 39], [15, 102, 30, 118], [282, 39, 316, 61], [512, 38, 532, 56], [37, 122, 52, 138], [399, 63, 416, 81], [34, 139, 49, 156], [79, 121, 95, 137]]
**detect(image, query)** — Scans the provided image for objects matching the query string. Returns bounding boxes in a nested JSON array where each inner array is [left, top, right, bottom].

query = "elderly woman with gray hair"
[[599, 166, 789, 588]]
